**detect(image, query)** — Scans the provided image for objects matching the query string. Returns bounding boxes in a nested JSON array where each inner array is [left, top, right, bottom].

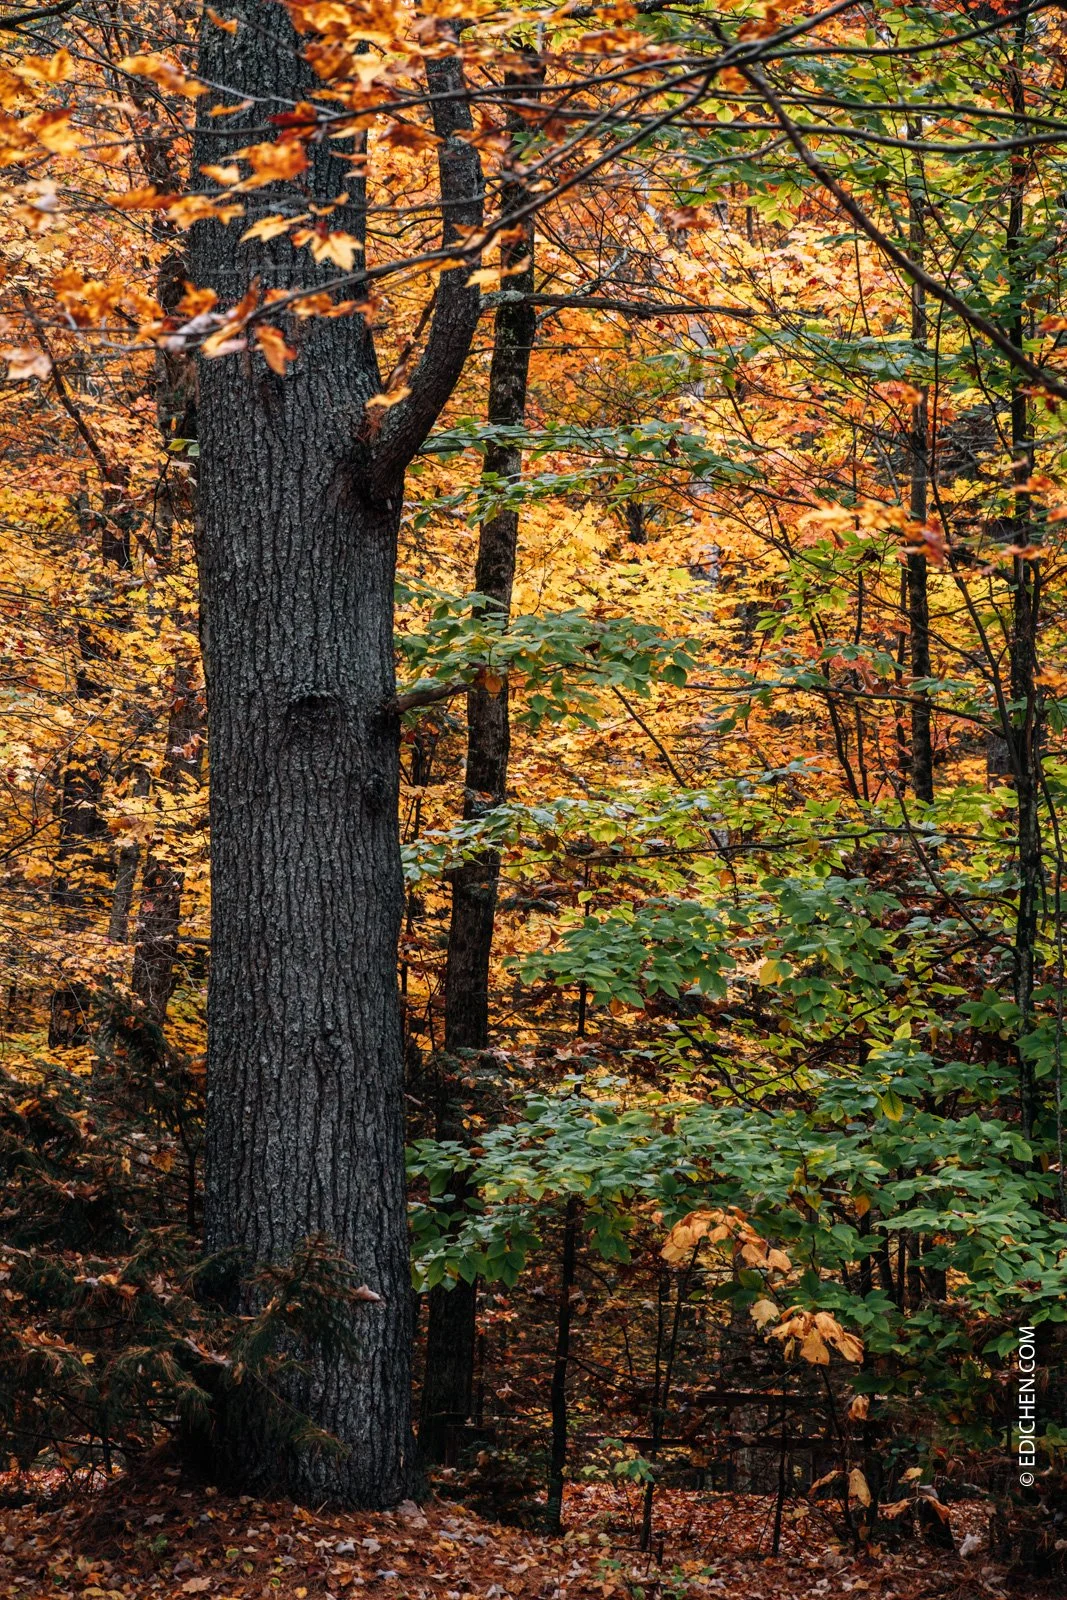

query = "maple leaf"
[[119, 54, 206, 98], [24, 109, 83, 154], [254, 324, 297, 374], [291, 227, 362, 270], [166, 196, 245, 228], [14, 49, 74, 83], [176, 285, 219, 318], [113, 185, 174, 210], [380, 118, 440, 151], [233, 138, 310, 187], [662, 205, 711, 231], [241, 212, 308, 243]]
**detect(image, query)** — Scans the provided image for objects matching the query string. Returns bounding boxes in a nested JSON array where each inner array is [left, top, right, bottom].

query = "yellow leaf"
[[365, 385, 411, 412], [766, 1248, 791, 1273], [849, 1393, 870, 1420], [849, 1467, 872, 1506], [209, 97, 254, 116], [759, 958, 790, 985], [201, 326, 247, 358], [834, 1330, 864, 1363], [200, 162, 241, 185], [749, 1298, 779, 1329], [799, 1329, 830, 1365], [167, 195, 245, 228], [466, 267, 500, 290], [206, 5, 240, 30], [661, 1209, 716, 1263], [27, 108, 83, 154], [16, 49, 73, 83], [879, 1090, 905, 1122]]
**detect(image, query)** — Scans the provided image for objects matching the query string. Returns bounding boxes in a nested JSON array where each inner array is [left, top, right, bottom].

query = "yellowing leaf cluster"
[[661, 1207, 792, 1272], [769, 1308, 863, 1366]]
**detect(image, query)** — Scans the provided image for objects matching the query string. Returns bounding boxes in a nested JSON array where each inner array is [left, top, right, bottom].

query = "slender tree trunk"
[[420, 57, 541, 1467], [131, 660, 204, 1022], [906, 124, 934, 804], [49, 480, 132, 1046], [547, 1197, 579, 1533], [102, 99, 196, 966], [1005, 26, 1042, 1140], [192, 0, 483, 1506], [108, 768, 149, 945]]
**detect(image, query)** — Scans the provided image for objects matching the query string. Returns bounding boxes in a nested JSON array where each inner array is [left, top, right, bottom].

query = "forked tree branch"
[[370, 31, 486, 491]]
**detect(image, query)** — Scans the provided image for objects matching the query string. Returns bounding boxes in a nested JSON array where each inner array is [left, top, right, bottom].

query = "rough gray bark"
[[191, 1, 483, 1506], [420, 61, 541, 1466]]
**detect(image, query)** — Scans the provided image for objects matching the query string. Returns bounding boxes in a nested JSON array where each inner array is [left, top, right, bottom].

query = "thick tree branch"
[[389, 678, 469, 714], [370, 35, 486, 491], [0, 0, 75, 27], [524, 294, 755, 320]]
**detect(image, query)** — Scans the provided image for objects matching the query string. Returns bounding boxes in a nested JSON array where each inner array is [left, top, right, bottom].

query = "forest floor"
[[0, 1467, 1029, 1600]]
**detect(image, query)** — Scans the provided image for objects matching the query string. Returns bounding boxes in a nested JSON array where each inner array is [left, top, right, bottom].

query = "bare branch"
[[525, 294, 755, 321], [0, 0, 75, 29], [389, 680, 469, 715]]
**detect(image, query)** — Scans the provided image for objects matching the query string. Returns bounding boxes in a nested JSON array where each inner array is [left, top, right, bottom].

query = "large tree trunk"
[[420, 65, 540, 1466], [192, 1, 483, 1506]]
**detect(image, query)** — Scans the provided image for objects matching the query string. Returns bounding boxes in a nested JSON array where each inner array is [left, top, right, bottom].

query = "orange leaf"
[[241, 212, 308, 243], [254, 324, 296, 374]]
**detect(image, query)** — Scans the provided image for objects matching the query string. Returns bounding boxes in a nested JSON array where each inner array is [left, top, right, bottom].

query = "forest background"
[[1, 0, 1066, 1593]]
